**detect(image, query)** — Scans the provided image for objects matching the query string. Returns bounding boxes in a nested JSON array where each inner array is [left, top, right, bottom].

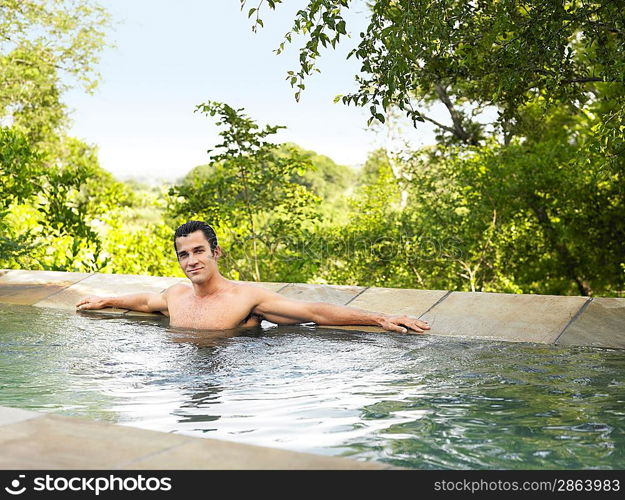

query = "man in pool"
[[76, 221, 430, 334]]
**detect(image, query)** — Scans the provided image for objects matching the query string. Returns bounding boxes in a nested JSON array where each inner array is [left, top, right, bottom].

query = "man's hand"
[[378, 314, 430, 334], [76, 296, 109, 311]]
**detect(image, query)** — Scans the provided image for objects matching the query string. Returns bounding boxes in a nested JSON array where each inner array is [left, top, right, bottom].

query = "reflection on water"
[[0, 303, 624, 469]]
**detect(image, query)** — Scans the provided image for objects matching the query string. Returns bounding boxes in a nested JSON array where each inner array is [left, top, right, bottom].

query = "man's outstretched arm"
[[252, 289, 430, 334], [76, 292, 168, 314]]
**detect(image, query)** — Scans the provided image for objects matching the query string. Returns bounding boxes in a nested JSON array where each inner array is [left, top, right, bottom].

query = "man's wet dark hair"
[[173, 221, 218, 253]]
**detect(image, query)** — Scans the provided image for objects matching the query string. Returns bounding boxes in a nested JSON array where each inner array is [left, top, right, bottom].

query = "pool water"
[[1, 303, 624, 469]]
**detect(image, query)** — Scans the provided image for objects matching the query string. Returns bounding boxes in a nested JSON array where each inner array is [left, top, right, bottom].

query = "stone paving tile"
[[34, 273, 187, 310], [239, 281, 289, 292], [124, 438, 390, 470], [420, 291, 588, 344], [0, 408, 389, 470], [556, 297, 625, 349], [0, 269, 92, 306], [0, 413, 190, 469], [277, 283, 366, 305], [155, 277, 190, 290], [348, 287, 448, 317]]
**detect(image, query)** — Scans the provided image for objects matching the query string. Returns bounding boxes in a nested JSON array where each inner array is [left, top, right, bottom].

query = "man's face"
[[174, 230, 220, 283]]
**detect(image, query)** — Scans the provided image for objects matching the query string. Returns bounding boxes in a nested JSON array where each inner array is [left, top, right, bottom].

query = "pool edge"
[[0, 406, 393, 470], [1, 269, 624, 349]]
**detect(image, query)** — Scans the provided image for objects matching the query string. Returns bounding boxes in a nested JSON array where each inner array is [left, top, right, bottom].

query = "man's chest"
[[167, 293, 253, 330]]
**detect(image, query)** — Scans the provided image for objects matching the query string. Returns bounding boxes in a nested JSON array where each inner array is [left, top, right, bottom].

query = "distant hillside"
[[180, 142, 356, 203]]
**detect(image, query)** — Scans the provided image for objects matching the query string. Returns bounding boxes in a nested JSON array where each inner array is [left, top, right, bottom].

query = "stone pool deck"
[[1, 269, 623, 349], [1, 268, 624, 470], [0, 406, 388, 469]]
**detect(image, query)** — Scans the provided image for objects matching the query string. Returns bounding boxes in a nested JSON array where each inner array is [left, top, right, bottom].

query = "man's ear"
[[213, 245, 222, 259]]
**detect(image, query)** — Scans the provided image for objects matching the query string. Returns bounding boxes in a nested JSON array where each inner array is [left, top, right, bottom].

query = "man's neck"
[[191, 272, 230, 298]]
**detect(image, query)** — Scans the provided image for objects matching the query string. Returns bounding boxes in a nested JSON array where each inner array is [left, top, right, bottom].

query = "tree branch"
[[561, 77, 619, 84], [419, 114, 457, 135], [434, 82, 479, 145]]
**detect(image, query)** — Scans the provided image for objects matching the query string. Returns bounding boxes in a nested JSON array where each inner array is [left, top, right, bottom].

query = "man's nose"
[[188, 253, 198, 265]]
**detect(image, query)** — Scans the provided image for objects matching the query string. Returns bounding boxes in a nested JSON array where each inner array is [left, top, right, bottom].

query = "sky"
[[65, 0, 440, 183]]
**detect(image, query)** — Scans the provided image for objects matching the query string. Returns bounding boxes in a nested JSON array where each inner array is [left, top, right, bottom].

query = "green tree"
[[0, 0, 116, 272], [168, 102, 321, 282], [358, 148, 392, 185], [277, 142, 355, 223], [0, 0, 111, 145], [36, 137, 130, 271], [0, 127, 42, 263], [279, 143, 355, 198], [245, 0, 625, 145], [313, 158, 408, 286], [1, 129, 132, 272], [397, 109, 625, 296], [244, 0, 625, 296]]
